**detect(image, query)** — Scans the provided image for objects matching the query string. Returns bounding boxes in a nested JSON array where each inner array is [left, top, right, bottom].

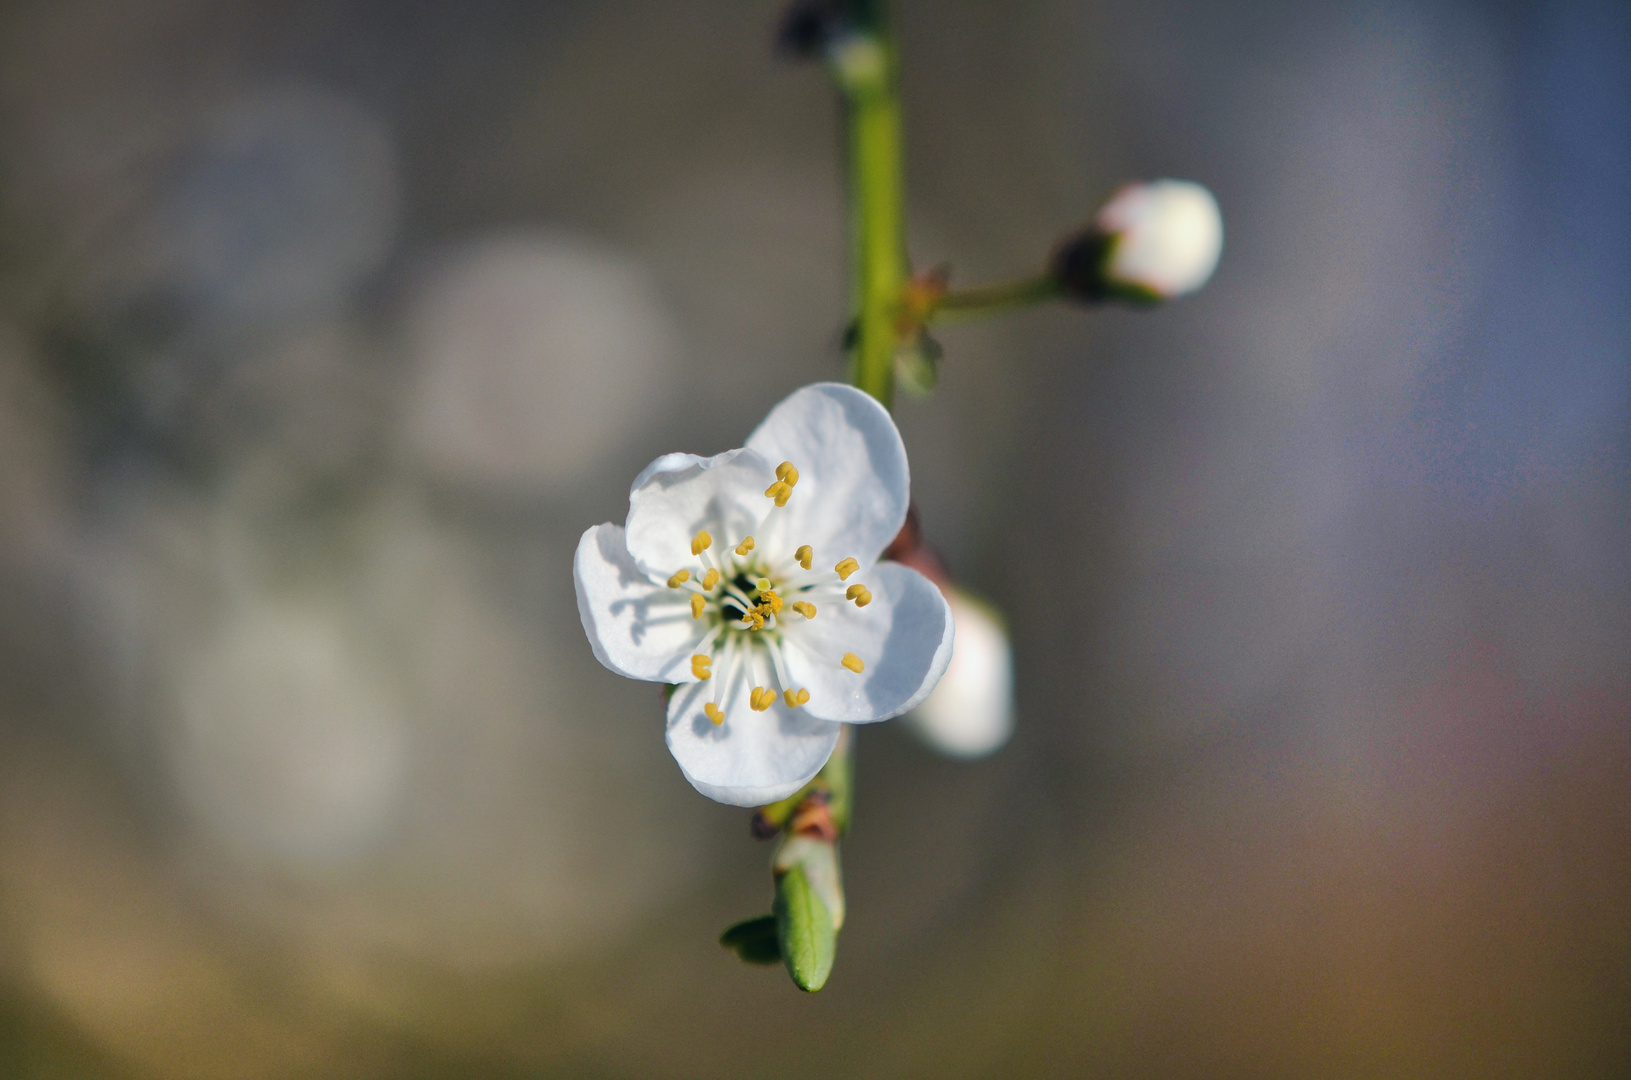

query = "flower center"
[[664, 459, 872, 725]]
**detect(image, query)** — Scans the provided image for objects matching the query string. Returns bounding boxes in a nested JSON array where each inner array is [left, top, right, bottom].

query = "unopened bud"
[[1051, 179, 1223, 303], [906, 586, 1014, 759], [774, 833, 845, 930]]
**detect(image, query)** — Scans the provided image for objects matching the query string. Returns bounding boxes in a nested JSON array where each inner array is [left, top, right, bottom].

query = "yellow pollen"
[[791, 601, 817, 619], [765, 481, 793, 506], [691, 654, 713, 680], [690, 530, 712, 556], [783, 687, 811, 708], [735, 536, 755, 556], [835, 557, 860, 580], [750, 686, 775, 711], [701, 568, 720, 590], [841, 652, 865, 673], [795, 545, 813, 570], [690, 594, 705, 618], [845, 583, 869, 601], [667, 570, 690, 588], [775, 462, 800, 486], [745, 609, 766, 630], [854, 588, 872, 608], [705, 702, 725, 725], [762, 591, 783, 614]]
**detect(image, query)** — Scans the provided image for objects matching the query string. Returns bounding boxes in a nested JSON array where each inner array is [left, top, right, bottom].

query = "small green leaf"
[[719, 915, 781, 965], [774, 865, 836, 991], [894, 332, 941, 397]]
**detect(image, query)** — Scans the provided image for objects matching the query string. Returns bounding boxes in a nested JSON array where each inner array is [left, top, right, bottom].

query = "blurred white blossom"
[[172, 599, 409, 864], [906, 586, 1014, 759], [403, 233, 678, 494]]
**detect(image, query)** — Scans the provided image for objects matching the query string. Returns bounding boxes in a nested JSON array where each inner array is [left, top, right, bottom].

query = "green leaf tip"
[[720, 915, 781, 966], [774, 865, 836, 991]]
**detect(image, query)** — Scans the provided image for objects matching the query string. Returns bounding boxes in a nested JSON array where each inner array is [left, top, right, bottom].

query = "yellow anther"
[[745, 609, 766, 630], [755, 577, 773, 592], [691, 654, 713, 680], [765, 481, 793, 506], [701, 568, 720, 590], [762, 591, 783, 615], [667, 570, 690, 588], [791, 601, 817, 619], [845, 583, 867, 601], [690, 530, 712, 556], [750, 686, 775, 711], [835, 557, 860, 580], [854, 588, 872, 608], [775, 462, 800, 486], [735, 536, 755, 556], [795, 545, 813, 570], [690, 594, 705, 619], [705, 702, 725, 725], [841, 652, 865, 673], [783, 687, 811, 708]]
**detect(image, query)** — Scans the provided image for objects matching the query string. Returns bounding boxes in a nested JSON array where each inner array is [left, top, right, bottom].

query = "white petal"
[[623, 448, 778, 581], [743, 383, 909, 567], [574, 523, 705, 682], [781, 562, 954, 724], [666, 675, 841, 806], [905, 587, 1014, 758]]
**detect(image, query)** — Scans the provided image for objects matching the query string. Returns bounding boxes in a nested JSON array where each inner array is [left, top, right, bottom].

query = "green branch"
[[833, 16, 906, 409]]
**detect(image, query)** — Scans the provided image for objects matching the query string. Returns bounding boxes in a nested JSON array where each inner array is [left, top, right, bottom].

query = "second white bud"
[[1052, 179, 1224, 303]]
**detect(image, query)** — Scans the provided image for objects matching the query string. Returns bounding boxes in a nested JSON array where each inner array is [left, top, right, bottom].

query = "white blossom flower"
[[905, 586, 1014, 760], [574, 383, 955, 806]]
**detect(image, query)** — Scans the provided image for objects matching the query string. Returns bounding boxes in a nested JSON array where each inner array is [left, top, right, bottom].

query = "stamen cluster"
[[665, 459, 871, 726]]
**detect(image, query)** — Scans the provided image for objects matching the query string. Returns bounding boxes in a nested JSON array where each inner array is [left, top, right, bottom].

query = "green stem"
[[932, 273, 1062, 321], [748, 4, 904, 993], [821, 725, 853, 834], [833, 16, 906, 409]]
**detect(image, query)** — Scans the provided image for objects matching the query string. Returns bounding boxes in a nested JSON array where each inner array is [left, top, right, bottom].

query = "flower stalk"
[[931, 273, 1063, 321]]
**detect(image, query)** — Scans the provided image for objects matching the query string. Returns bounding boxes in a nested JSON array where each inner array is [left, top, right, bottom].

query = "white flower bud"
[[1052, 179, 1223, 303], [905, 587, 1014, 759]]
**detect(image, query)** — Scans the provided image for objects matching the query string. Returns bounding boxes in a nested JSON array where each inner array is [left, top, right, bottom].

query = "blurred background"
[[1, 0, 1628, 1076]]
